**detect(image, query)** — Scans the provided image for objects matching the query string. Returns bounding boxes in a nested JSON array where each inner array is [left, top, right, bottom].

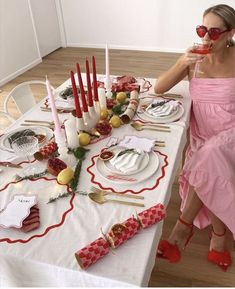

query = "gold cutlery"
[[88, 192, 145, 207], [155, 143, 165, 147], [40, 107, 74, 113], [148, 93, 183, 99], [20, 123, 54, 129], [132, 121, 170, 129], [131, 123, 171, 132], [24, 120, 54, 125], [0, 161, 22, 168], [91, 186, 144, 199]]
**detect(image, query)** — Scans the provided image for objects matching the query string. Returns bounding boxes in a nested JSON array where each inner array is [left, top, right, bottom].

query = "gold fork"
[[91, 186, 144, 199]]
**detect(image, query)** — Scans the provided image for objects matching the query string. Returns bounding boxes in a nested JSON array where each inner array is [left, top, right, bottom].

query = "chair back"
[[0, 111, 15, 134], [3, 80, 54, 118], [9, 83, 37, 114]]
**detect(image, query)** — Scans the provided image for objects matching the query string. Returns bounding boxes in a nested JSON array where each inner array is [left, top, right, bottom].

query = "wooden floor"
[[1, 47, 234, 287]]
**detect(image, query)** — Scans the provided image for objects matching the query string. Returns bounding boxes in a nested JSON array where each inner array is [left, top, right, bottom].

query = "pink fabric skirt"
[[179, 78, 235, 238], [179, 127, 235, 235]]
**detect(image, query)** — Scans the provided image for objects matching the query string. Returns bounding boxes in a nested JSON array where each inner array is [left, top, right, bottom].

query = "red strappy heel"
[[156, 217, 194, 263], [208, 228, 232, 271]]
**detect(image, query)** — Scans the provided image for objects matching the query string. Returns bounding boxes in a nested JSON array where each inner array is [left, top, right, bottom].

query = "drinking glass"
[[11, 136, 39, 176], [191, 43, 211, 76]]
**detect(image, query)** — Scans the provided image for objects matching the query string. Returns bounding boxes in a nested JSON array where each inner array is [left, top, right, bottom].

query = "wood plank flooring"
[[0, 47, 234, 287]]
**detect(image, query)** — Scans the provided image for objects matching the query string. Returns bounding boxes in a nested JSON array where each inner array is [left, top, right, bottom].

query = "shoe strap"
[[178, 217, 193, 228], [212, 227, 226, 237]]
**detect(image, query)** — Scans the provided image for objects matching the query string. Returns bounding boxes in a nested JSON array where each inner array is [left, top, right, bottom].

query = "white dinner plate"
[[96, 150, 159, 184], [138, 103, 184, 124], [0, 126, 54, 153], [103, 146, 149, 175]]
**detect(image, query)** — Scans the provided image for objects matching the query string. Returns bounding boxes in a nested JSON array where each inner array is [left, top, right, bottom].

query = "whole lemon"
[[57, 167, 74, 185], [110, 115, 122, 128], [116, 92, 127, 103], [79, 132, 91, 146], [100, 108, 109, 120]]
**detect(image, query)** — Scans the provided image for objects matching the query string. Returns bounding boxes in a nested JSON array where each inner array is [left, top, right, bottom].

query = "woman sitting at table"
[[154, 4, 235, 271]]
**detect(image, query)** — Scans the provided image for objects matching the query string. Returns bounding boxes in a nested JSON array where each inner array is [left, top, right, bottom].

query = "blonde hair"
[[204, 4, 235, 46]]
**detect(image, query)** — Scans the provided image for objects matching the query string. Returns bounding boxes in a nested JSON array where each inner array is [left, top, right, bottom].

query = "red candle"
[[76, 63, 88, 112], [85, 58, 94, 107], [92, 56, 98, 101], [70, 71, 82, 118]]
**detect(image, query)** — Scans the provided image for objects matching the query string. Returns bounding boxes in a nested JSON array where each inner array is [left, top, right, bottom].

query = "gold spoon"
[[88, 193, 145, 207], [91, 186, 144, 199], [131, 123, 171, 132]]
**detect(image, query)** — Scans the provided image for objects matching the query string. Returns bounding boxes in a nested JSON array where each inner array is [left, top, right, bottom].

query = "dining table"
[[0, 74, 191, 287]]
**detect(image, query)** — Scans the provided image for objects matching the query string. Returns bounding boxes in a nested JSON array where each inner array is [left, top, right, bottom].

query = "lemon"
[[57, 167, 74, 185], [110, 115, 122, 128], [79, 132, 91, 146], [116, 92, 127, 103], [100, 108, 109, 120]]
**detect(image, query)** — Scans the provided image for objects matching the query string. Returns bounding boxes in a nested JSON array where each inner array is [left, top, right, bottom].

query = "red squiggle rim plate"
[[0, 177, 74, 244], [86, 150, 168, 194]]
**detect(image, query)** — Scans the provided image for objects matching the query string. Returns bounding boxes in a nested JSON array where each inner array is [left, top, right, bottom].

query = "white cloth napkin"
[[146, 100, 180, 117], [109, 149, 144, 173]]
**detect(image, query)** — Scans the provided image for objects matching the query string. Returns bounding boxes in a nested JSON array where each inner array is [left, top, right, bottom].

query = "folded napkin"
[[46, 97, 75, 109], [109, 149, 144, 173], [146, 100, 180, 117]]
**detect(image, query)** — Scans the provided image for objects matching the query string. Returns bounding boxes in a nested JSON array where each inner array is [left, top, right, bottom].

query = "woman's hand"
[[154, 46, 205, 94], [177, 47, 204, 68]]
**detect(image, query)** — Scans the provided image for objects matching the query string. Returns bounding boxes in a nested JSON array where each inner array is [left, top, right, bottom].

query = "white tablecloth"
[[0, 76, 191, 287]]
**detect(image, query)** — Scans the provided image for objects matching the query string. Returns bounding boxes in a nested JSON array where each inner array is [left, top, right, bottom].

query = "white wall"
[[61, 0, 235, 52], [1, 0, 234, 86], [0, 0, 41, 86]]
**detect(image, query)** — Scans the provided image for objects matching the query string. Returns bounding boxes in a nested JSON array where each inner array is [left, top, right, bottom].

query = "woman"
[[155, 4, 235, 271]]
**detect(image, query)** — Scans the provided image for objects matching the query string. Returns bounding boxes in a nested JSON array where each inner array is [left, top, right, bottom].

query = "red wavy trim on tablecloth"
[[0, 177, 75, 244], [86, 150, 168, 194]]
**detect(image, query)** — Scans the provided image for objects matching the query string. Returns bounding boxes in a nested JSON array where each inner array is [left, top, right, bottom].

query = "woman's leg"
[[168, 185, 203, 249], [207, 210, 226, 252]]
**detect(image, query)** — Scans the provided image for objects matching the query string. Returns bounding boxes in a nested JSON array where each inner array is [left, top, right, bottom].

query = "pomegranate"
[[95, 121, 112, 135]]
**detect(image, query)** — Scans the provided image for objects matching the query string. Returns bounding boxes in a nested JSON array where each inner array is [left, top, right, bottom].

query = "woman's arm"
[[154, 49, 202, 94]]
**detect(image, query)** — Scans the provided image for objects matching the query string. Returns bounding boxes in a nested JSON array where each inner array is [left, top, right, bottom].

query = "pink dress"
[[179, 77, 235, 237]]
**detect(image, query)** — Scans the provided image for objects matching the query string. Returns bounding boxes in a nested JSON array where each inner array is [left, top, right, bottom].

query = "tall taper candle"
[[92, 56, 98, 101], [76, 63, 88, 112], [105, 43, 111, 89], [46, 76, 61, 132], [70, 71, 82, 118], [85, 58, 94, 107]]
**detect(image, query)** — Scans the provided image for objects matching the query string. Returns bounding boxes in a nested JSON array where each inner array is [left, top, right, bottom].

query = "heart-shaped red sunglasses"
[[196, 25, 230, 40]]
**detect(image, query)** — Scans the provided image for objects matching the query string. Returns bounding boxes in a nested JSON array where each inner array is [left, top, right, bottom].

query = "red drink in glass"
[[191, 43, 211, 54]]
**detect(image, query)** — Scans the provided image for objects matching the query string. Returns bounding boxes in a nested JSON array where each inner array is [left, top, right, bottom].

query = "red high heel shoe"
[[208, 228, 232, 271], [156, 217, 194, 263]]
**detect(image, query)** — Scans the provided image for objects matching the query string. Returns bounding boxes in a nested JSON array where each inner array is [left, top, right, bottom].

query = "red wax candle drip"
[[70, 70, 82, 118], [76, 63, 88, 112], [85, 58, 94, 107], [92, 56, 98, 101]]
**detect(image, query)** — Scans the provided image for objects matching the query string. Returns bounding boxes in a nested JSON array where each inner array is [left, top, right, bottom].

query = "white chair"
[[3, 80, 55, 119], [0, 111, 15, 134], [0, 110, 15, 123]]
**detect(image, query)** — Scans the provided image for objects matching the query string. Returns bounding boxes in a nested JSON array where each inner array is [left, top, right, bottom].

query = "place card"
[[0, 195, 37, 228], [118, 135, 155, 152]]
